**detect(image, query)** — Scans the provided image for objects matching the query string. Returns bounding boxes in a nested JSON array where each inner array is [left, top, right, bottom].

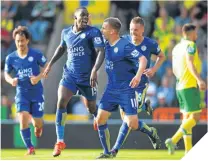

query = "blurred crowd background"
[[1, 0, 207, 122]]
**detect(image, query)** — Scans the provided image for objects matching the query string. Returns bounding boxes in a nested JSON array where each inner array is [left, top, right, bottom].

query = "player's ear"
[[74, 15, 77, 20]]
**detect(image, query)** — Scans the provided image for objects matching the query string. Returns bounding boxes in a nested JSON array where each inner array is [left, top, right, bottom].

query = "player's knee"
[[127, 120, 138, 130], [192, 113, 201, 122], [86, 104, 96, 114], [96, 115, 107, 125], [19, 112, 30, 129], [33, 119, 43, 128], [57, 97, 68, 109]]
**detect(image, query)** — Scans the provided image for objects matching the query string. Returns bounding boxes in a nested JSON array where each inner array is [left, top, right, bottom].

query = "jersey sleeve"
[[124, 42, 143, 61], [151, 39, 161, 55], [91, 28, 105, 48], [4, 55, 13, 73], [187, 42, 196, 55], [59, 29, 66, 47], [37, 51, 47, 67]]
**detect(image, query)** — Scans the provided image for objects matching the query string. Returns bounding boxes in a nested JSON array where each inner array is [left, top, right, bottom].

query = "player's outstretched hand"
[[30, 76, 40, 85], [197, 79, 206, 91], [143, 67, 156, 78], [11, 78, 18, 87], [90, 69, 97, 87], [43, 64, 51, 78], [129, 76, 141, 88]]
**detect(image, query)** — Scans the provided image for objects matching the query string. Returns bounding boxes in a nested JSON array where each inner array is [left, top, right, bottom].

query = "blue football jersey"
[[4, 48, 47, 91], [105, 37, 143, 90], [123, 35, 161, 85], [60, 25, 104, 85]]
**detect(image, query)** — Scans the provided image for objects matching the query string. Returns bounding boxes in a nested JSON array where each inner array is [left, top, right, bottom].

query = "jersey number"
[[38, 102, 44, 111], [131, 98, 138, 108]]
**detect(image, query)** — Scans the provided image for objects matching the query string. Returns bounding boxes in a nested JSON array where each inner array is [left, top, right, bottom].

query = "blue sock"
[[138, 120, 153, 138], [56, 108, 67, 142], [20, 128, 33, 149], [112, 122, 130, 151], [98, 124, 111, 154]]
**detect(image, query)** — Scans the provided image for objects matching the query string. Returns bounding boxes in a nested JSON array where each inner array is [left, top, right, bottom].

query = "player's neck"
[[73, 25, 82, 33], [133, 36, 144, 46], [109, 35, 120, 46], [17, 47, 29, 58]]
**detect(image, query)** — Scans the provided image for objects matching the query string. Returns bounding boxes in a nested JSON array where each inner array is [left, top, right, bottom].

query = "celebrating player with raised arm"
[[4, 26, 47, 155], [96, 17, 147, 159], [42, 7, 105, 157]]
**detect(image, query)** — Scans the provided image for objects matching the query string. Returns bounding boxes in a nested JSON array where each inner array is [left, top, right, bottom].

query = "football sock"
[[112, 121, 131, 151], [172, 118, 196, 144], [98, 124, 110, 154], [56, 108, 67, 142], [183, 128, 192, 153], [20, 128, 33, 149], [137, 120, 153, 138]]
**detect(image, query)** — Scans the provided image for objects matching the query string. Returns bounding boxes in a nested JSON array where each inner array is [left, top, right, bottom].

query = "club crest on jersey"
[[157, 46, 161, 52], [80, 33, 86, 39], [28, 56, 34, 62], [94, 37, 102, 44], [131, 50, 139, 57], [114, 47, 118, 53], [41, 56, 46, 62], [141, 45, 147, 51], [187, 46, 194, 53]]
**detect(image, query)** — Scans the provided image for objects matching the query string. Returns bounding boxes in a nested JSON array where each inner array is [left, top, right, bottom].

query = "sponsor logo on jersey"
[[80, 33, 86, 39], [105, 60, 114, 70], [141, 45, 147, 51], [18, 68, 33, 79], [131, 50, 140, 57], [187, 46, 194, 53], [94, 37, 102, 44], [41, 56, 46, 63], [28, 56, 34, 62], [68, 46, 85, 56], [114, 47, 118, 53]]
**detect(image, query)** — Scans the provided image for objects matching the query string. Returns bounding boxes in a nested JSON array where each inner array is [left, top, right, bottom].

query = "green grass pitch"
[[1, 149, 184, 160]]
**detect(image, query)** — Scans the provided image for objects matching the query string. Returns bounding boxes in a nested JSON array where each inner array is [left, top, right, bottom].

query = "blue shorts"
[[15, 89, 44, 118], [135, 83, 148, 113], [99, 88, 138, 115], [60, 75, 97, 101]]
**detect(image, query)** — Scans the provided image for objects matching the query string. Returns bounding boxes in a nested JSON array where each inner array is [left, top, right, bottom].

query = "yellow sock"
[[172, 118, 196, 144], [181, 117, 196, 130], [183, 128, 192, 154]]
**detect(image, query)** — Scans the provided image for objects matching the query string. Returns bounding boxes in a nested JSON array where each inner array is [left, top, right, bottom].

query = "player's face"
[[75, 9, 89, 30], [15, 34, 29, 51], [101, 22, 112, 40], [130, 22, 144, 41], [192, 30, 198, 41]]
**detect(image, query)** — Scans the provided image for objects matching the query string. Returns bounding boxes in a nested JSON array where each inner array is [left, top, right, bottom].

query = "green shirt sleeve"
[[187, 42, 196, 55]]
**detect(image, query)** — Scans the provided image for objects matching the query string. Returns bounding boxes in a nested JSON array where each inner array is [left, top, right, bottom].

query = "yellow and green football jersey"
[[172, 39, 201, 90]]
